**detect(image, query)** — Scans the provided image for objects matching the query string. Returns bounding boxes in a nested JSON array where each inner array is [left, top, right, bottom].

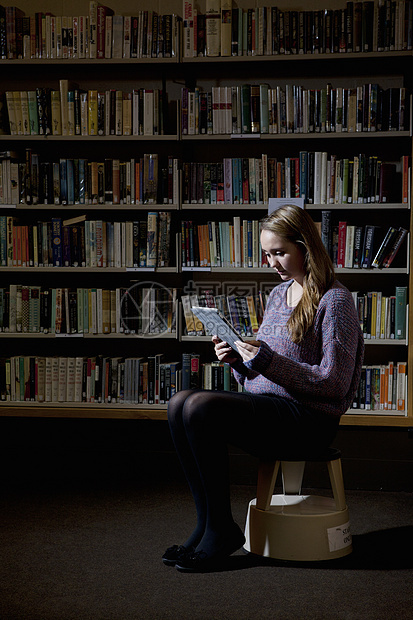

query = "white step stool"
[[244, 448, 352, 562]]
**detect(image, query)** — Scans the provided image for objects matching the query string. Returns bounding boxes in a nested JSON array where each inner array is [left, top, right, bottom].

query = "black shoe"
[[162, 544, 194, 567], [175, 530, 246, 573]]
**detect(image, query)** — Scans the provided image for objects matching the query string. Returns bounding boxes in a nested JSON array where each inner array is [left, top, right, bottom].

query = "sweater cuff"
[[230, 359, 248, 375], [244, 341, 274, 374]]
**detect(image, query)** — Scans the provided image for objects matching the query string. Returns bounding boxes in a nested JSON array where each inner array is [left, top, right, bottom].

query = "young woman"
[[163, 204, 364, 572]]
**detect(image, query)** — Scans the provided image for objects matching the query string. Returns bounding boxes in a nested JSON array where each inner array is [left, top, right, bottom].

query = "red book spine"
[[337, 221, 347, 268]]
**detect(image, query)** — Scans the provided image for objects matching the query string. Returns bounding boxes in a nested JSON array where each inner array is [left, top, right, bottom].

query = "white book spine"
[[66, 357, 76, 402], [58, 357, 67, 402], [45, 357, 53, 402], [123, 16, 131, 58]]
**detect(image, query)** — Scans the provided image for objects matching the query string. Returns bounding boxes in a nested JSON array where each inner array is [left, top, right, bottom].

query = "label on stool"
[[327, 521, 352, 552]]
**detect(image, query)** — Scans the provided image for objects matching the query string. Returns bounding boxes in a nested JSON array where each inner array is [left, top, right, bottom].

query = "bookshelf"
[[0, 0, 412, 428]]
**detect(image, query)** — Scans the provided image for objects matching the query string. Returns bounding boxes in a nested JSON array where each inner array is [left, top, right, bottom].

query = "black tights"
[[167, 389, 339, 555]]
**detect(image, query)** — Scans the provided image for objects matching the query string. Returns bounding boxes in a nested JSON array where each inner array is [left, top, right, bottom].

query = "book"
[[395, 286, 407, 340], [371, 226, 399, 269], [220, 0, 231, 56], [396, 362, 407, 411], [206, 0, 220, 56], [382, 227, 408, 268], [361, 225, 377, 269]]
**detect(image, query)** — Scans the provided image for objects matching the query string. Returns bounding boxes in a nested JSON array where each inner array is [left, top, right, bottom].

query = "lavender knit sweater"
[[232, 280, 364, 418]]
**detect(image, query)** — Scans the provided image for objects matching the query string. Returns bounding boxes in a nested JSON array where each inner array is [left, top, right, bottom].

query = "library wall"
[[1, 1, 412, 434]]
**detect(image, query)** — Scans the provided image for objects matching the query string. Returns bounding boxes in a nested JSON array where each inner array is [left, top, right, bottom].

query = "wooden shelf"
[[182, 202, 409, 210], [0, 402, 410, 426], [1, 203, 180, 211], [0, 57, 179, 65], [0, 266, 177, 272], [0, 134, 179, 141], [341, 413, 411, 427], [0, 332, 177, 339], [2, 203, 406, 211], [182, 131, 411, 140], [0, 402, 168, 420], [0, 50, 411, 66], [181, 50, 413, 63]]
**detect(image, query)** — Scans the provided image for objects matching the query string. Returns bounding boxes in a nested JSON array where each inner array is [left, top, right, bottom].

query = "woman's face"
[[260, 229, 306, 285]]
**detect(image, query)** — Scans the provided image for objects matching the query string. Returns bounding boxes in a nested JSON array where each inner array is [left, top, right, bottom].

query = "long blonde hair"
[[261, 205, 335, 343]]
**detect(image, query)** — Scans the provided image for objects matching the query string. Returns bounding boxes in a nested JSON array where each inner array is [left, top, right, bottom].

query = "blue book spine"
[[169, 362, 179, 398], [365, 367, 372, 410], [247, 220, 253, 267], [299, 151, 308, 201], [59, 159, 68, 204], [51, 218, 62, 266], [67, 159, 74, 204]]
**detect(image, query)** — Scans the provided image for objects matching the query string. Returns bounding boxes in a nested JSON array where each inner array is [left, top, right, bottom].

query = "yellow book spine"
[[88, 90, 98, 135]]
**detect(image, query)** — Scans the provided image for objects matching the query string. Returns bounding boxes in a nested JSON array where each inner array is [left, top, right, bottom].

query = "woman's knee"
[[181, 391, 223, 429], [167, 389, 199, 424]]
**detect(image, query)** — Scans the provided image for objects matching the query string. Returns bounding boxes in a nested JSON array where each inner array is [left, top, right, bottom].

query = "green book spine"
[[395, 286, 407, 340], [77, 288, 83, 333], [51, 288, 56, 334], [27, 91, 39, 134]]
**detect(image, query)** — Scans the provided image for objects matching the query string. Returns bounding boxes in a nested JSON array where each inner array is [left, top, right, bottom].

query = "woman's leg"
[[167, 389, 208, 550], [167, 389, 263, 559], [167, 388, 338, 565]]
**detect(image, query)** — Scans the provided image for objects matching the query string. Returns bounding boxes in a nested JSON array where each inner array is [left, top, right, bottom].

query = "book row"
[[0, 286, 178, 336], [352, 362, 407, 412], [352, 287, 407, 340], [0, 353, 407, 412], [182, 154, 409, 206], [320, 214, 408, 269], [4, 86, 169, 137], [0, 213, 172, 268], [1, 284, 404, 340], [0, 150, 407, 207], [0, 354, 179, 404], [179, 216, 409, 271], [0, 5, 179, 60], [181, 218, 262, 269], [184, 1, 413, 57], [197, 359, 408, 412], [181, 83, 408, 135], [183, 157, 267, 205], [180, 285, 407, 341], [0, 152, 179, 206]]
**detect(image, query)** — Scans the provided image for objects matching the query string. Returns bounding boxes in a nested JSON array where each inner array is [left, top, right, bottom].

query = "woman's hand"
[[234, 340, 260, 362], [212, 335, 240, 365]]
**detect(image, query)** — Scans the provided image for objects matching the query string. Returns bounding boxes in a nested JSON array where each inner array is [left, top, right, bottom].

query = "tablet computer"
[[191, 306, 244, 351]]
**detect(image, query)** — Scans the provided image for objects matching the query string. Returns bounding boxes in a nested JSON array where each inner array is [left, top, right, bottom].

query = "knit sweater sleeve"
[[231, 283, 364, 416]]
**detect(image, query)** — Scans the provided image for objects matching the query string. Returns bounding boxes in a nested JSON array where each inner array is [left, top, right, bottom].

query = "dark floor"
[[1, 479, 413, 620]]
